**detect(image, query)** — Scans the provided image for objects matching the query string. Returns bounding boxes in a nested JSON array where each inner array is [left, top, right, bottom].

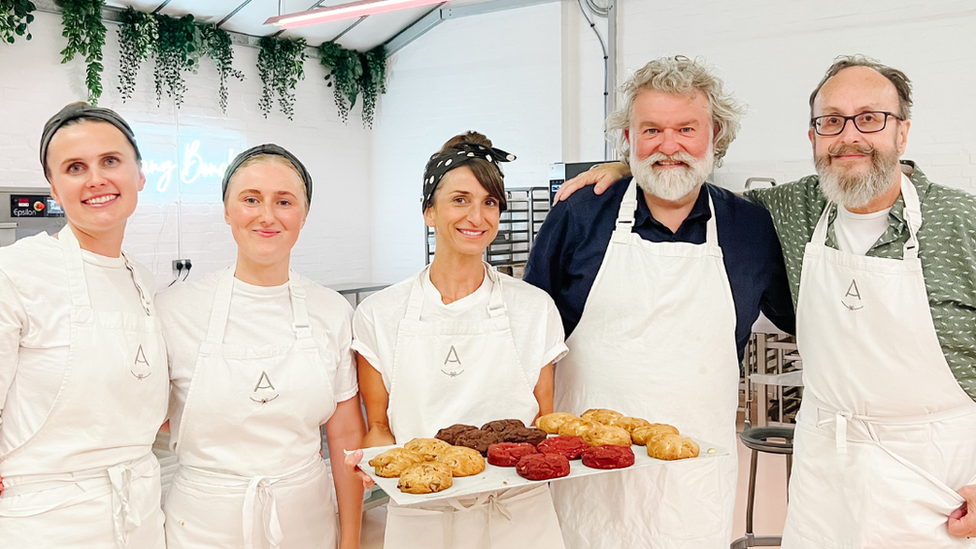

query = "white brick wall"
[[0, 12, 373, 290]]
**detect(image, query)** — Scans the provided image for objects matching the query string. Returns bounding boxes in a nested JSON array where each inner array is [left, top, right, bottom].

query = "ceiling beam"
[[385, 0, 557, 56], [216, 0, 255, 28], [151, 0, 174, 15]]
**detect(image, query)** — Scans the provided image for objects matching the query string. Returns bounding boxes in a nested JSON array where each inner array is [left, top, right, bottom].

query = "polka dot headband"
[[422, 142, 516, 212]]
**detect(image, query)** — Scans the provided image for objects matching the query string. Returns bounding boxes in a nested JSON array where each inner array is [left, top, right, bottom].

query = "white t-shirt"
[[0, 232, 152, 453], [834, 173, 909, 256], [156, 268, 358, 448], [352, 267, 568, 395]]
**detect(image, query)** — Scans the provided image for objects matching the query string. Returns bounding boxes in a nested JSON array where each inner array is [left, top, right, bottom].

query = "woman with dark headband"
[[155, 144, 366, 549], [0, 103, 168, 547], [351, 131, 568, 549]]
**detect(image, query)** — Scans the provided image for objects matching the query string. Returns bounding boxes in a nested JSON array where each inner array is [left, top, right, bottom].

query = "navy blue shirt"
[[523, 178, 795, 361]]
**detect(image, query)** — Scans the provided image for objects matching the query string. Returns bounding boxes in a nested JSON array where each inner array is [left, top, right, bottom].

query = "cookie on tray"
[[368, 448, 425, 478], [397, 462, 454, 494]]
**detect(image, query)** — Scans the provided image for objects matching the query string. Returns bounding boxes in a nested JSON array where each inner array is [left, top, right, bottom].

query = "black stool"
[[730, 426, 794, 548]]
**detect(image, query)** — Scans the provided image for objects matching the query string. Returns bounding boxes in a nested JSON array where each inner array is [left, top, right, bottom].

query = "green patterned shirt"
[[746, 161, 976, 401]]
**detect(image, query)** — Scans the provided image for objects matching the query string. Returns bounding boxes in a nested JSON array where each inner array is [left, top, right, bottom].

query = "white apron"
[[0, 227, 168, 549], [164, 269, 339, 549], [383, 265, 565, 549], [783, 176, 976, 549], [551, 180, 739, 549]]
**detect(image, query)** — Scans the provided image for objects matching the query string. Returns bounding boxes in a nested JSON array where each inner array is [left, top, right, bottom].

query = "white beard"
[[630, 145, 714, 202], [816, 142, 900, 210]]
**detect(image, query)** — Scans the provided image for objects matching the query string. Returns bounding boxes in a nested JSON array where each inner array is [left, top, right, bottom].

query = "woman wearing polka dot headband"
[[351, 131, 569, 549]]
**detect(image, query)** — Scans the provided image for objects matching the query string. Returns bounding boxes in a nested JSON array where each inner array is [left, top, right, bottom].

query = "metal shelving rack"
[[425, 186, 550, 276]]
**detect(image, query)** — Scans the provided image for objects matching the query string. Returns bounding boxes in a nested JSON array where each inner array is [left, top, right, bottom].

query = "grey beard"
[[816, 147, 900, 209], [631, 150, 713, 202]]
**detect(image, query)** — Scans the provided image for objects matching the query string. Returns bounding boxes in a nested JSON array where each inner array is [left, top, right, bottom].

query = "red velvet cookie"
[[487, 442, 540, 467], [581, 444, 636, 469], [515, 453, 571, 481], [538, 436, 588, 460]]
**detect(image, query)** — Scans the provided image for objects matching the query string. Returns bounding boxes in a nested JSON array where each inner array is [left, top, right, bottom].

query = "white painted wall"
[[3, 2, 975, 286], [609, 0, 976, 191], [0, 11, 373, 290]]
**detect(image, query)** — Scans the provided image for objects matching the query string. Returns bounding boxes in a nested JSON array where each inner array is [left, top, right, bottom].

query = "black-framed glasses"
[[810, 111, 902, 136]]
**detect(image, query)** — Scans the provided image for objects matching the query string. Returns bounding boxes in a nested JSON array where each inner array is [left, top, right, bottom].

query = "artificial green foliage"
[[359, 46, 387, 129], [319, 41, 387, 128], [257, 36, 307, 120], [116, 7, 156, 101], [0, 0, 35, 44], [200, 25, 244, 114], [152, 13, 197, 107], [56, 0, 106, 104]]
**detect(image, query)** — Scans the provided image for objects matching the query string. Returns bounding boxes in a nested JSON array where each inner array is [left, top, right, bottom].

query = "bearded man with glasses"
[[553, 54, 976, 547]]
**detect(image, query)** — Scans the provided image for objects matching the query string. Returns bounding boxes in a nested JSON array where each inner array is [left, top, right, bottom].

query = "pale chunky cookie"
[[397, 462, 454, 494], [437, 446, 485, 477], [404, 437, 452, 461], [646, 433, 700, 460], [535, 412, 578, 434], [581, 408, 624, 426], [631, 423, 680, 446], [369, 448, 425, 478], [582, 423, 632, 447]]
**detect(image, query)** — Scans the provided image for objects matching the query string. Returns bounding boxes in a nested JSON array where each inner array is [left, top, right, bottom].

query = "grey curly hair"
[[607, 56, 744, 167]]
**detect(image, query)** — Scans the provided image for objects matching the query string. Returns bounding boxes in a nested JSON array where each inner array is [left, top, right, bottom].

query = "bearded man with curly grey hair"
[[523, 56, 795, 549]]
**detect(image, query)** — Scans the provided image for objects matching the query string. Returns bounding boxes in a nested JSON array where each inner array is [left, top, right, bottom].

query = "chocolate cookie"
[[481, 419, 526, 440], [487, 442, 540, 467], [435, 424, 479, 446], [454, 429, 503, 456], [506, 427, 548, 446], [538, 436, 588, 460], [515, 453, 571, 481], [581, 444, 636, 469]]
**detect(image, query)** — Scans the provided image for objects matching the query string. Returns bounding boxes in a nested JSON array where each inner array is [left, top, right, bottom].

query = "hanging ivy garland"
[[257, 36, 307, 120], [200, 25, 244, 113], [359, 46, 387, 129], [319, 41, 387, 128], [152, 13, 197, 107], [0, 0, 35, 44], [55, 0, 106, 104], [117, 7, 156, 102]]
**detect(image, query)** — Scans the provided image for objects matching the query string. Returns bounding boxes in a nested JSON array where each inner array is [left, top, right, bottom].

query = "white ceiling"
[[105, 0, 495, 51]]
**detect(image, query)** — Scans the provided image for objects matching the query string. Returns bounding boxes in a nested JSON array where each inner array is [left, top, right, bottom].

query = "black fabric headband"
[[40, 103, 141, 175], [221, 144, 313, 206], [422, 142, 516, 211]]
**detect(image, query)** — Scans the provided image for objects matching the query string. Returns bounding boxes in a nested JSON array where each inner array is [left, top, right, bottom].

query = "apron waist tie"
[[442, 490, 516, 547], [107, 462, 141, 549], [811, 396, 972, 505], [243, 476, 284, 549]]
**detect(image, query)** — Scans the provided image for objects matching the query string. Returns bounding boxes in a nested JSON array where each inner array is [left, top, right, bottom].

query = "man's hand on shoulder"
[[553, 162, 631, 204]]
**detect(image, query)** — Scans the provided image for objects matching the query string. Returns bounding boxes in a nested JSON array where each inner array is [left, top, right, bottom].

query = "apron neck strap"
[[204, 268, 309, 346], [405, 263, 503, 321], [812, 174, 921, 259], [614, 180, 719, 246], [58, 225, 152, 315], [287, 276, 313, 340], [614, 178, 640, 230]]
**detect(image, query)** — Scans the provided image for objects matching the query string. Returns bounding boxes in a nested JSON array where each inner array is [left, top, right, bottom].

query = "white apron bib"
[[383, 265, 565, 549], [0, 226, 168, 549], [551, 180, 740, 549], [164, 268, 338, 549], [783, 176, 976, 549]]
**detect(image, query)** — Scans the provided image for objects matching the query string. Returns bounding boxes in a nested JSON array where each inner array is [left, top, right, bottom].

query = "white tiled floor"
[[358, 428, 791, 548]]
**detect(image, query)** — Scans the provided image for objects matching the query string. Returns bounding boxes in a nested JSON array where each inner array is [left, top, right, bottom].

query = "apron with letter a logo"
[[165, 268, 338, 549], [552, 180, 739, 549], [783, 175, 976, 548], [0, 226, 168, 549], [383, 265, 564, 549]]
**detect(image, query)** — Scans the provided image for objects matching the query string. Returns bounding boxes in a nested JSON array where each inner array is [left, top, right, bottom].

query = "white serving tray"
[[354, 438, 727, 506]]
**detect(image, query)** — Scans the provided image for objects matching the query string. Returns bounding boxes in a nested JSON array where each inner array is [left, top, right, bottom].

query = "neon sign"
[[130, 124, 246, 200]]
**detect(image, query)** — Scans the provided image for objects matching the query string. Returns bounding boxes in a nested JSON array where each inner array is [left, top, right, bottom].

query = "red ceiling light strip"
[[265, 0, 448, 29]]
